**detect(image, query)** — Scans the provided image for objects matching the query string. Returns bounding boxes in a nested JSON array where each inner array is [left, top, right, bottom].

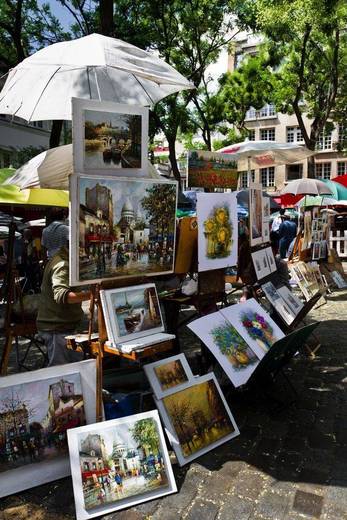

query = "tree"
[[235, 0, 347, 176], [141, 184, 176, 237], [165, 399, 194, 451], [131, 418, 160, 455], [0, 388, 35, 435]]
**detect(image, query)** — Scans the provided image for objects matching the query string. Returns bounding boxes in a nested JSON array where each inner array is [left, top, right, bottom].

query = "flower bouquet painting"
[[240, 311, 276, 352], [197, 192, 238, 272], [210, 322, 257, 370]]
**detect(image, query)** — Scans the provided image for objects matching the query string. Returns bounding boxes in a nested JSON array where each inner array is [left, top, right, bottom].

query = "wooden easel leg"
[[95, 343, 103, 422], [1, 330, 13, 376]]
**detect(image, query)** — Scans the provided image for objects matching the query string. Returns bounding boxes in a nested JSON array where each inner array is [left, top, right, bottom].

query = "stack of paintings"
[[67, 410, 176, 520], [144, 355, 239, 465], [261, 281, 304, 325], [188, 299, 285, 388]]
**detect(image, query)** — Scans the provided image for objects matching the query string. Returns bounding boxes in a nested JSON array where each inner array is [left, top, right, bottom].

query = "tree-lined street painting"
[[77, 417, 169, 510], [84, 110, 142, 169], [154, 359, 189, 391], [163, 379, 235, 458], [76, 176, 177, 283], [0, 374, 85, 472], [210, 321, 258, 370]]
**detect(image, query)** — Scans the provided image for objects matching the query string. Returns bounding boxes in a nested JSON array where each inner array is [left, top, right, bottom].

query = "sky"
[[38, 0, 75, 30], [0, 373, 82, 424]]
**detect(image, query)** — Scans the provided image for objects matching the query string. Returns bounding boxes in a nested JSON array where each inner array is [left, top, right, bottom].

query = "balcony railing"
[[245, 104, 277, 120]]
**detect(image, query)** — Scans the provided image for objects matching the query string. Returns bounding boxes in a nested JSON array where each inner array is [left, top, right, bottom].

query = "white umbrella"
[[217, 140, 315, 171], [295, 196, 339, 207], [0, 33, 194, 121], [280, 178, 333, 196], [5, 144, 161, 190]]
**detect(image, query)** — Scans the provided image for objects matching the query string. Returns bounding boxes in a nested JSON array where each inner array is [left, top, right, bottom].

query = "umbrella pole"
[[247, 156, 251, 186]]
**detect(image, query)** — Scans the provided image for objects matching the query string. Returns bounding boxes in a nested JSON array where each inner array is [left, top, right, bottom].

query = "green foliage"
[[141, 184, 176, 234], [131, 418, 160, 454], [11, 146, 46, 169]]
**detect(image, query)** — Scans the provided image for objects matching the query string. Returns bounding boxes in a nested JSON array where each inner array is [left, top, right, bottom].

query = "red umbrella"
[[331, 174, 347, 188], [273, 193, 303, 207]]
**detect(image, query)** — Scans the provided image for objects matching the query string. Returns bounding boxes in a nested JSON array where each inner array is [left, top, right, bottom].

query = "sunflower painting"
[[197, 193, 238, 272]]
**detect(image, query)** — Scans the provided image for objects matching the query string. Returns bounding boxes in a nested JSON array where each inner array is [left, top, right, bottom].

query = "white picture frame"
[[265, 246, 277, 273], [69, 174, 178, 286], [0, 359, 97, 498], [72, 98, 149, 177], [67, 410, 177, 520], [261, 281, 296, 325], [100, 283, 164, 344], [277, 285, 304, 315], [249, 182, 264, 247], [251, 248, 271, 280], [155, 373, 239, 466], [197, 192, 238, 272], [143, 354, 194, 399]]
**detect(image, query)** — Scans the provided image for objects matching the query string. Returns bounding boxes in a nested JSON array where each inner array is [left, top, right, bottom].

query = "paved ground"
[[1, 288, 347, 520]]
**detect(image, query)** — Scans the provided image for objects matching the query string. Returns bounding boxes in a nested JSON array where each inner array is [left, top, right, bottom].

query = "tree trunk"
[[49, 120, 63, 148], [168, 138, 181, 190], [99, 0, 114, 36], [307, 155, 316, 179]]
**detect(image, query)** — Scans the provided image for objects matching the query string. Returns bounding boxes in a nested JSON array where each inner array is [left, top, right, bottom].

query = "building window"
[[317, 129, 332, 150], [338, 124, 347, 148], [260, 128, 275, 141], [240, 170, 255, 188], [245, 104, 276, 120], [286, 126, 304, 143], [337, 161, 347, 176], [315, 162, 331, 179], [246, 107, 257, 120], [287, 164, 303, 181], [260, 167, 275, 187], [247, 129, 255, 141]]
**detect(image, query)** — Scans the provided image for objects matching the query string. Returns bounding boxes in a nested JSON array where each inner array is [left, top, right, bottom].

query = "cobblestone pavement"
[[1, 289, 347, 520]]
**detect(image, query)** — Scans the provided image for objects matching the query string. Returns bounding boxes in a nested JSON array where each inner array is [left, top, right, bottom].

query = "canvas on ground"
[[249, 183, 263, 247], [0, 359, 96, 498], [221, 298, 285, 357], [197, 192, 238, 272], [67, 410, 176, 520], [70, 174, 177, 285], [72, 98, 148, 176], [156, 373, 239, 466], [251, 249, 271, 280], [188, 312, 261, 387], [101, 283, 163, 344], [144, 354, 194, 399]]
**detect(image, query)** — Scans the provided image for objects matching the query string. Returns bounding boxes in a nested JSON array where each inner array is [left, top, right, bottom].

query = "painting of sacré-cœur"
[[70, 175, 177, 285]]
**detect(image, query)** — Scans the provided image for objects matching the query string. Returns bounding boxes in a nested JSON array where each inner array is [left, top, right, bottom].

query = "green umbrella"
[[295, 195, 347, 207], [321, 179, 347, 200]]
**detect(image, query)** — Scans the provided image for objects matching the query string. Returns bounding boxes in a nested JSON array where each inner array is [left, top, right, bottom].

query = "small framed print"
[[312, 207, 319, 219], [251, 248, 271, 280], [143, 354, 194, 399], [72, 98, 149, 177], [249, 183, 264, 247], [312, 241, 321, 260]]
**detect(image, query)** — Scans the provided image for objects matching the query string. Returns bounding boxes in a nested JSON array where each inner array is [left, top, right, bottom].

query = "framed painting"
[[265, 246, 277, 273], [67, 410, 176, 520], [262, 196, 271, 220], [155, 373, 239, 466], [188, 312, 262, 388], [277, 285, 304, 315], [187, 150, 238, 189], [143, 354, 194, 399], [312, 241, 320, 260], [72, 98, 149, 176], [100, 283, 164, 344], [221, 298, 285, 356], [261, 282, 296, 325], [0, 359, 96, 498], [251, 248, 271, 280], [249, 183, 264, 247], [197, 192, 238, 272], [70, 174, 178, 286]]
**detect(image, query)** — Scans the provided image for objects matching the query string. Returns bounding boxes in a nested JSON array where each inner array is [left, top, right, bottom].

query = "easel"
[[71, 277, 175, 421]]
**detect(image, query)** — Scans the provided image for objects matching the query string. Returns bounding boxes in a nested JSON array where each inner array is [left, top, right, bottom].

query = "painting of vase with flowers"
[[240, 311, 276, 352], [210, 322, 257, 370]]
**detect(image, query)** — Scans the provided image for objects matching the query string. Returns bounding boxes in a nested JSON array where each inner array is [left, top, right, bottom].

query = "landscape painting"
[[197, 192, 238, 272], [0, 373, 85, 474], [144, 354, 194, 399], [68, 411, 176, 520], [188, 312, 261, 388], [187, 150, 238, 189], [103, 284, 163, 343], [72, 98, 148, 176], [157, 374, 239, 465], [70, 175, 177, 285]]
